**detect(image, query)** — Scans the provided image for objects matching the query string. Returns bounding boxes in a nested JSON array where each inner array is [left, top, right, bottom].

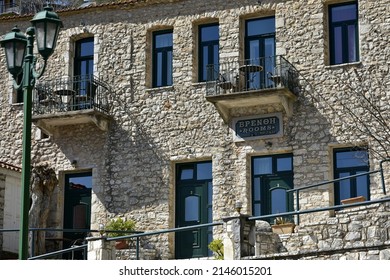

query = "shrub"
[[208, 239, 224, 260], [105, 218, 136, 237]]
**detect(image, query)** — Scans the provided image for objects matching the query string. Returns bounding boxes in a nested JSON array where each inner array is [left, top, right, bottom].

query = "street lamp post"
[[1, 5, 62, 260]]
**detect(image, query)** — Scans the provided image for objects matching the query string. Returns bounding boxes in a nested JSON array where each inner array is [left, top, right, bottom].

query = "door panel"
[[252, 155, 293, 222], [266, 176, 293, 221], [176, 183, 208, 259], [63, 172, 92, 258]]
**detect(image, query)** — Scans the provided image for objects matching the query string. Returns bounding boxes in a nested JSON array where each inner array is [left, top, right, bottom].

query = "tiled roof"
[[0, 161, 22, 172]]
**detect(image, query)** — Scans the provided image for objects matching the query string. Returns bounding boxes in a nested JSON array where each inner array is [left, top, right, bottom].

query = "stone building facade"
[[0, 0, 389, 259]]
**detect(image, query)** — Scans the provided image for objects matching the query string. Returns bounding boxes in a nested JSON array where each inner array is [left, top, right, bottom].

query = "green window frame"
[[329, 1, 359, 65], [74, 37, 94, 78], [252, 154, 293, 221], [245, 16, 276, 89], [152, 29, 173, 87], [198, 23, 219, 82], [334, 147, 369, 205]]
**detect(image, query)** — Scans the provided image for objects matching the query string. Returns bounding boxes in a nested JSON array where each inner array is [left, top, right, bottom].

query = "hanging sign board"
[[232, 113, 283, 142]]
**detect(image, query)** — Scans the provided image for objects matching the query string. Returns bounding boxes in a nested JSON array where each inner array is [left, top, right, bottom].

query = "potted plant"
[[271, 216, 295, 234], [208, 239, 224, 260], [105, 218, 136, 249]]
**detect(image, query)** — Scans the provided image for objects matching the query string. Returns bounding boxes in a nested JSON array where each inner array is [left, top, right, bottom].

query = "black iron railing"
[[32, 75, 111, 115], [206, 55, 299, 96], [0, 227, 142, 260]]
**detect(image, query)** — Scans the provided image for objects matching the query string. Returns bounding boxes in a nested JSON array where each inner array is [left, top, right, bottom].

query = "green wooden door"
[[252, 154, 293, 222], [63, 172, 92, 258], [176, 183, 208, 259], [175, 162, 212, 259]]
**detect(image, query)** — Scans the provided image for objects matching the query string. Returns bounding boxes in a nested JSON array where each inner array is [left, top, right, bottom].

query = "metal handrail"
[[32, 75, 111, 115], [0, 227, 141, 259], [106, 221, 224, 260], [2, 160, 389, 260], [251, 158, 390, 224], [206, 55, 299, 96], [28, 244, 88, 260]]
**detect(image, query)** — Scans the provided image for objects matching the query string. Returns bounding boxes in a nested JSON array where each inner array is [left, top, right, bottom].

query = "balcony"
[[206, 55, 299, 123], [32, 75, 112, 136], [0, 2, 20, 15]]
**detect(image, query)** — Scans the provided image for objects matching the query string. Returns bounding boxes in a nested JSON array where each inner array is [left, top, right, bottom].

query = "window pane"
[[254, 203, 261, 216], [333, 26, 343, 64], [80, 40, 94, 57], [199, 24, 219, 82], [156, 52, 163, 86], [197, 162, 212, 180], [356, 172, 368, 198], [213, 44, 219, 66], [185, 196, 199, 222], [201, 24, 219, 42], [331, 3, 357, 23], [69, 175, 92, 189], [202, 46, 209, 78], [247, 17, 275, 36], [253, 177, 261, 200], [253, 157, 272, 175], [336, 150, 368, 168], [153, 30, 173, 87], [208, 182, 212, 204], [180, 168, 193, 180], [264, 37, 275, 57], [348, 24, 357, 61], [155, 32, 173, 48], [339, 172, 351, 200], [208, 207, 212, 222], [277, 157, 292, 172], [167, 50, 173, 85], [249, 40, 259, 60], [271, 188, 286, 214]]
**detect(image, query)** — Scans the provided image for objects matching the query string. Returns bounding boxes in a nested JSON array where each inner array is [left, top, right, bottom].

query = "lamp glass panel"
[[35, 22, 46, 51], [15, 41, 26, 68], [5, 42, 15, 68], [45, 22, 58, 49]]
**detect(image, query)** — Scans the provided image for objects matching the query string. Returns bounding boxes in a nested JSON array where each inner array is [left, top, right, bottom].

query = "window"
[[329, 1, 359, 65], [74, 37, 94, 79], [334, 147, 369, 205], [252, 154, 293, 221], [245, 17, 275, 88], [198, 23, 219, 82], [153, 30, 173, 87], [74, 37, 94, 108]]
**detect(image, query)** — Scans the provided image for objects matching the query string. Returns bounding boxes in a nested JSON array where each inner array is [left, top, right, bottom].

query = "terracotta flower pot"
[[340, 196, 365, 205], [271, 223, 296, 234], [115, 240, 128, 250]]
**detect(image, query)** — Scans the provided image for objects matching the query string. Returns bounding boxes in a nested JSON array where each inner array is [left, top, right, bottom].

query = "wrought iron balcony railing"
[[32, 75, 110, 115], [206, 55, 299, 96]]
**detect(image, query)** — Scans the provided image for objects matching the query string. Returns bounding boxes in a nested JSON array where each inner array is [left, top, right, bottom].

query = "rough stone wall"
[[0, 0, 389, 259], [254, 201, 390, 260]]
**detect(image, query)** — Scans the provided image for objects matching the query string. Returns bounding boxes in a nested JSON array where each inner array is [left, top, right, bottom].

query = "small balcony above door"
[[205, 55, 299, 123], [32, 75, 112, 136]]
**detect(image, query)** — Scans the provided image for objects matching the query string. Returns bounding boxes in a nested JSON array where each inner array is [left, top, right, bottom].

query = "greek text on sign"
[[232, 113, 283, 141]]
